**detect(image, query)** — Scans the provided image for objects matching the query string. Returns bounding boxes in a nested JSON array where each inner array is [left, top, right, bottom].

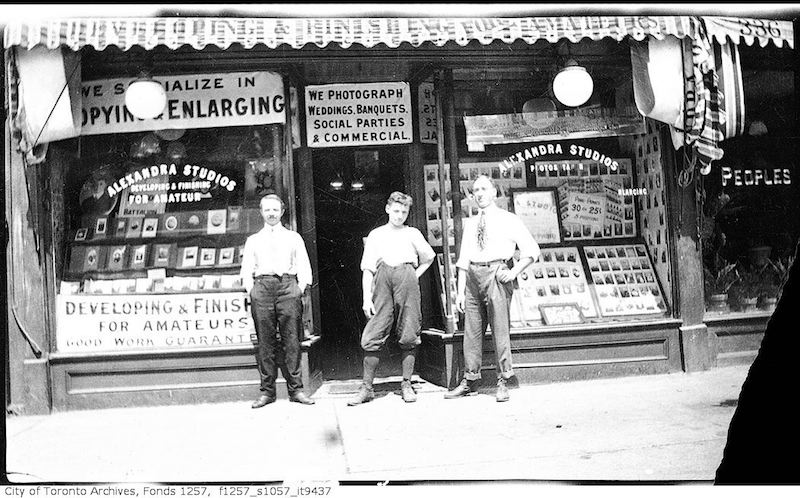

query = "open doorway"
[[313, 147, 405, 380]]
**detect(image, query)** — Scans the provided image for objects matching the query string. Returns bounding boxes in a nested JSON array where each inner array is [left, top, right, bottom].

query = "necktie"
[[476, 210, 486, 251]]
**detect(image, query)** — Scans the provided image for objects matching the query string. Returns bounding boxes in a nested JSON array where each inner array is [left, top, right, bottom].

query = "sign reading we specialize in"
[[56, 292, 255, 352], [305, 82, 413, 147], [81, 71, 285, 135]]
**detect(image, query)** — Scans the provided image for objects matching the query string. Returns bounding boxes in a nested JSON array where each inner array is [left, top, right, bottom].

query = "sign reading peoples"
[[305, 82, 413, 147]]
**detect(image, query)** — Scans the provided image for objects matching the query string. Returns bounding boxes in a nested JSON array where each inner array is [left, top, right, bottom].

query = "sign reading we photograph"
[[56, 292, 255, 352], [81, 71, 285, 135], [305, 82, 412, 147]]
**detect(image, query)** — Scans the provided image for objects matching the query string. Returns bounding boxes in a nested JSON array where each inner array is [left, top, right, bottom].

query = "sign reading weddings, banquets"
[[81, 71, 286, 135], [305, 82, 413, 147]]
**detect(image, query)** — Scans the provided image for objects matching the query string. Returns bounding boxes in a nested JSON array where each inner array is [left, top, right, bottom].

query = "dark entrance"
[[312, 147, 405, 380]]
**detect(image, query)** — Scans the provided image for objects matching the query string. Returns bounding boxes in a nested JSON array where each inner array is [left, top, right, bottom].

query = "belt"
[[470, 259, 508, 267], [254, 273, 296, 281]]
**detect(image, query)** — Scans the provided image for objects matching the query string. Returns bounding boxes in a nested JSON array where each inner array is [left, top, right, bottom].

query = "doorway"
[[312, 147, 405, 380]]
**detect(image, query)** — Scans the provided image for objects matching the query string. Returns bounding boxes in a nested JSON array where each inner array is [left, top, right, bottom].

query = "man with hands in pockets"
[[348, 191, 435, 406], [445, 175, 540, 402]]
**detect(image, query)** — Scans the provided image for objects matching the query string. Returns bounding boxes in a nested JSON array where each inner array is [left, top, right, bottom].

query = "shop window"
[[701, 135, 797, 316], [423, 57, 673, 328], [56, 123, 290, 351], [701, 53, 797, 317]]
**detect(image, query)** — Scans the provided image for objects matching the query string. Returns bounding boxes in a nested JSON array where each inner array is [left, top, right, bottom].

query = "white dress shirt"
[[240, 224, 312, 293], [360, 224, 435, 273], [456, 203, 541, 270]]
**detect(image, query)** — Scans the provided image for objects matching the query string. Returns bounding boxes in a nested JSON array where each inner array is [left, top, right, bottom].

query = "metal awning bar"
[[4, 16, 705, 52]]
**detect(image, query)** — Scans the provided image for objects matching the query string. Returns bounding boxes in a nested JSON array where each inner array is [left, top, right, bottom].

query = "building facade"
[[3, 13, 796, 413]]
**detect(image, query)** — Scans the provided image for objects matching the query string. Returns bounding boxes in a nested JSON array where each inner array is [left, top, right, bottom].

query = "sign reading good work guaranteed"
[[56, 292, 255, 352], [81, 71, 285, 135], [305, 82, 413, 147]]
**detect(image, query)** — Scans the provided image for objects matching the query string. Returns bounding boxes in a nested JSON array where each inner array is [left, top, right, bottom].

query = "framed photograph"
[[114, 218, 128, 238], [153, 244, 173, 268], [75, 228, 88, 241], [163, 215, 179, 232], [539, 303, 585, 325], [181, 246, 199, 268], [142, 218, 159, 238], [199, 248, 217, 266], [130, 244, 148, 269], [107, 245, 128, 271], [83, 246, 101, 272], [219, 247, 235, 266], [227, 206, 242, 232], [125, 217, 144, 239], [207, 209, 227, 234], [510, 188, 563, 245], [93, 218, 108, 239]]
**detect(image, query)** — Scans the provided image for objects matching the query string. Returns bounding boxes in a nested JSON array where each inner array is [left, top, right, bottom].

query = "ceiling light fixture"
[[125, 71, 167, 120], [552, 59, 594, 108]]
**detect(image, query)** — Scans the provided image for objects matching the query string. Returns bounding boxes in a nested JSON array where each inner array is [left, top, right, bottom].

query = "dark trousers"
[[250, 275, 304, 397], [361, 263, 422, 352], [463, 264, 514, 381]]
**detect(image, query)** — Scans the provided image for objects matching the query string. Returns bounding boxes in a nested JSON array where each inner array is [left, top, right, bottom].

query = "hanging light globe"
[[552, 60, 594, 108], [166, 141, 187, 160], [125, 73, 167, 119]]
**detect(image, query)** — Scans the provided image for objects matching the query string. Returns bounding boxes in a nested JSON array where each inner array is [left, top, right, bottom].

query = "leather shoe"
[[289, 392, 315, 405], [444, 379, 475, 399], [496, 378, 509, 402], [400, 380, 417, 403], [251, 395, 276, 409], [347, 384, 375, 406]]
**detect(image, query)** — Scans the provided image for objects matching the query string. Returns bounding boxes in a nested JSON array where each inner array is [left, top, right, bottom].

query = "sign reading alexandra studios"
[[56, 292, 255, 352], [81, 71, 285, 135], [305, 82, 413, 147]]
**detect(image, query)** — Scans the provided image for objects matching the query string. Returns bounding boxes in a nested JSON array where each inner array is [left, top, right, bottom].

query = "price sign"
[[539, 303, 585, 325]]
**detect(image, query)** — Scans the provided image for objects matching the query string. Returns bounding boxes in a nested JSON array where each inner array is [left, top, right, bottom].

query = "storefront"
[[4, 14, 795, 413]]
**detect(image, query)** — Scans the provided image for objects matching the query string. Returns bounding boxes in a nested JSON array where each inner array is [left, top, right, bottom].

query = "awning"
[[4, 16, 704, 51], [704, 16, 794, 48]]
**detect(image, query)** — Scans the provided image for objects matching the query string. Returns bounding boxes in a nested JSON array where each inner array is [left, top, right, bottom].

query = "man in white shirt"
[[348, 192, 436, 406], [444, 175, 541, 402], [240, 194, 315, 408]]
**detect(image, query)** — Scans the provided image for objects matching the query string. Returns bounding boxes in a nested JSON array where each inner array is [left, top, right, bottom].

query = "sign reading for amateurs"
[[56, 292, 255, 352], [305, 82, 413, 147], [81, 71, 285, 135]]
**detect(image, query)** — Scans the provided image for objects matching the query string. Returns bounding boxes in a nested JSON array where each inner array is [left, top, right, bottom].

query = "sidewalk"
[[4, 364, 750, 483]]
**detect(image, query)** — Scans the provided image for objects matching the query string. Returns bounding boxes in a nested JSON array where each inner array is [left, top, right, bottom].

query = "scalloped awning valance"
[[2, 16, 710, 51]]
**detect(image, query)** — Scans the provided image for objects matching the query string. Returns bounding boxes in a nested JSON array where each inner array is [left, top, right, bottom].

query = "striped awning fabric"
[[4, 16, 704, 51]]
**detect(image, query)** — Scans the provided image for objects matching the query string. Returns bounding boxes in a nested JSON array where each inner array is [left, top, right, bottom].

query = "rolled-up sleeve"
[[360, 233, 378, 273], [513, 216, 541, 263], [455, 219, 475, 270], [412, 228, 435, 266], [294, 233, 313, 292]]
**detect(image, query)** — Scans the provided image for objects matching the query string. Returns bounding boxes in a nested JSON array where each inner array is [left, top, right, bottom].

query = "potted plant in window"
[[759, 255, 794, 311], [703, 262, 739, 313], [732, 267, 761, 313]]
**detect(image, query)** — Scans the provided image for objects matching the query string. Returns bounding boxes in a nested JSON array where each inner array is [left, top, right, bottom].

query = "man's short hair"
[[473, 174, 497, 189], [386, 191, 413, 208], [260, 194, 286, 211]]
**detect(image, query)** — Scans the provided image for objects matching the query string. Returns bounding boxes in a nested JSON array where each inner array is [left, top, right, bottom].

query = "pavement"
[[3, 364, 752, 484]]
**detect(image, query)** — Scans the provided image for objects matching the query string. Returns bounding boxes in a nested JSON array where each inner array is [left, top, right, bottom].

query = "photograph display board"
[[510, 188, 563, 245], [584, 244, 667, 317], [534, 158, 635, 241], [424, 161, 526, 246], [513, 246, 597, 324]]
